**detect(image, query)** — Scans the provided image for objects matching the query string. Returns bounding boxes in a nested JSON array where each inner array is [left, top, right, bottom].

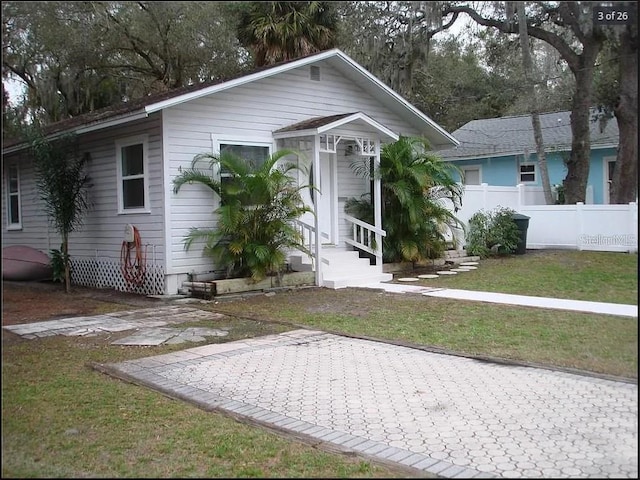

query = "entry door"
[[605, 157, 616, 204], [318, 152, 335, 244]]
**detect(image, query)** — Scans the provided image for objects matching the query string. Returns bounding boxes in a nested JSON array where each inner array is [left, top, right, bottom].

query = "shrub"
[[346, 136, 464, 263], [173, 149, 312, 282], [465, 207, 521, 258]]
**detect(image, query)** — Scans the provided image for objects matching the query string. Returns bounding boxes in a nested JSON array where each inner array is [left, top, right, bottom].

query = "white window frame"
[[519, 162, 537, 183], [214, 137, 273, 173], [460, 165, 482, 185], [6, 164, 22, 230], [210, 135, 275, 206], [116, 135, 150, 214], [603, 156, 616, 204]]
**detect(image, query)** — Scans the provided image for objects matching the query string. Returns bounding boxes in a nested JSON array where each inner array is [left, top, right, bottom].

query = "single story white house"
[[2, 48, 458, 295]]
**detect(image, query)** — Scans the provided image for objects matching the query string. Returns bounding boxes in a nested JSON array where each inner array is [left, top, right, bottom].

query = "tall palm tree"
[[237, 1, 338, 66], [173, 149, 312, 281], [347, 136, 464, 263]]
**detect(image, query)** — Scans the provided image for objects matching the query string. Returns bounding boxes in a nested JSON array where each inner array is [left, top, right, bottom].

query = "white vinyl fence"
[[447, 184, 638, 253]]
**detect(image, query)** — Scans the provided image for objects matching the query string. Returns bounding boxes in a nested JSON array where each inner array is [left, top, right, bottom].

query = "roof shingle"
[[439, 110, 619, 160]]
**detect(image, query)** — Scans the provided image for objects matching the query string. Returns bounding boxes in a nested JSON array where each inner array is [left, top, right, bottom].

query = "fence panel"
[[447, 184, 637, 253]]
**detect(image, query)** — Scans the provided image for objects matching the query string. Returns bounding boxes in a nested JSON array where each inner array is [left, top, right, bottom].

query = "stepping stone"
[[436, 270, 457, 275], [398, 277, 420, 282], [459, 262, 479, 266], [451, 268, 469, 272], [457, 266, 477, 270], [418, 274, 439, 279]]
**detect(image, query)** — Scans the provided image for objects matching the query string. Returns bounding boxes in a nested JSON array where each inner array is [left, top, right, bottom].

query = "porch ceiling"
[[273, 112, 399, 142]]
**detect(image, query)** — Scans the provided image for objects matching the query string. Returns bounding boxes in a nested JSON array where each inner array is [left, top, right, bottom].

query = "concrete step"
[[443, 249, 469, 259], [445, 255, 481, 265], [323, 272, 393, 289]]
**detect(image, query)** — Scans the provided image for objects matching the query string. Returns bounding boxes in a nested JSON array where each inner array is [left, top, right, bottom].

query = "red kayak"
[[2, 245, 53, 281]]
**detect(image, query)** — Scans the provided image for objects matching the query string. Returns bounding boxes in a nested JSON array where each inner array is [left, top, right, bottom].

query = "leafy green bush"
[[346, 136, 464, 263], [465, 207, 521, 258], [173, 149, 312, 282]]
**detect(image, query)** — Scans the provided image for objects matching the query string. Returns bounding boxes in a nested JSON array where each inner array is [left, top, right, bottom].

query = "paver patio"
[[98, 329, 638, 479]]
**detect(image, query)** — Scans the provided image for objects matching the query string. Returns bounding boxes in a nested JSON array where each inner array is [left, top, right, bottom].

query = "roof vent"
[[310, 66, 320, 81]]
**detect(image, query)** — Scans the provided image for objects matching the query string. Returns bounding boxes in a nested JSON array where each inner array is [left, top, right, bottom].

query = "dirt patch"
[[1, 280, 163, 326]]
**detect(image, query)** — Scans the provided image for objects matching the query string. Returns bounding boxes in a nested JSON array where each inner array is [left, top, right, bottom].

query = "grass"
[[401, 250, 638, 305], [2, 249, 637, 477], [1, 333, 408, 478], [210, 288, 637, 379]]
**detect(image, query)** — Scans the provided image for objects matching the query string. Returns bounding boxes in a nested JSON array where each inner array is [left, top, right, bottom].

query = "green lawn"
[[211, 287, 637, 379], [1, 333, 409, 478], [401, 249, 638, 305], [2, 249, 637, 477]]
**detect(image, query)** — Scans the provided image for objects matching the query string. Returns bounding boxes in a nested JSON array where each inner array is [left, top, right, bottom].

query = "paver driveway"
[[100, 329, 638, 479]]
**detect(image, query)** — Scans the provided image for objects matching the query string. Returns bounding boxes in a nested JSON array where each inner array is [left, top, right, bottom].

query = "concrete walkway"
[[99, 329, 638, 479], [359, 283, 638, 318], [2, 306, 230, 344]]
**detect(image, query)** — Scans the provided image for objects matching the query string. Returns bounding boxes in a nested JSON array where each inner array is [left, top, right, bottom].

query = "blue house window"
[[519, 163, 536, 183]]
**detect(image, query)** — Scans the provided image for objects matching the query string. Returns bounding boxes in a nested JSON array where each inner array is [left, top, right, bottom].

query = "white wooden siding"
[[2, 115, 166, 269], [163, 60, 422, 275]]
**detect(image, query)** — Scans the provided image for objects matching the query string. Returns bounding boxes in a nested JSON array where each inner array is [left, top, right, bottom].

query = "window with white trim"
[[461, 166, 481, 185], [116, 136, 149, 213], [219, 142, 271, 174], [519, 163, 536, 183], [6, 164, 21, 229], [217, 141, 272, 205]]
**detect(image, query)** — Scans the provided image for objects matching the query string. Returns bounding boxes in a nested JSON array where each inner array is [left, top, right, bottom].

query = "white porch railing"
[[291, 218, 317, 265], [343, 214, 386, 265]]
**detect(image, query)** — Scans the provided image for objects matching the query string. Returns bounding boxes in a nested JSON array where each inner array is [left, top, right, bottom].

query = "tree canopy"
[[3, 1, 636, 202]]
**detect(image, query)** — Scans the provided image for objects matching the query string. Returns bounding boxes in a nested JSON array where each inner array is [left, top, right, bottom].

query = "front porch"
[[274, 112, 396, 288]]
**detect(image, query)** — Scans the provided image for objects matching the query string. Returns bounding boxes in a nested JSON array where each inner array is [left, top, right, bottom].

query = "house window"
[[6, 164, 21, 229], [217, 140, 272, 204], [461, 166, 481, 185], [519, 163, 536, 183], [116, 136, 149, 213], [219, 143, 271, 172]]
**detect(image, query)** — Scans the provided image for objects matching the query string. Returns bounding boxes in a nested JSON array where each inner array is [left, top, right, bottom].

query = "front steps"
[[289, 247, 392, 289], [443, 249, 481, 265]]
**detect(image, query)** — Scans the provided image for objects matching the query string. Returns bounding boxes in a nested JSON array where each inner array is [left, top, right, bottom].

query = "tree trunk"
[[517, 1, 553, 205], [611, 25, 638, 204], [563, 64, 595, 204], [63, 235, 70, 294]]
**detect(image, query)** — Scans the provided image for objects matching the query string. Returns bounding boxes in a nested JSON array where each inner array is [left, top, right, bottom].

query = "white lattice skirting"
[[70, 258, 165, 296]]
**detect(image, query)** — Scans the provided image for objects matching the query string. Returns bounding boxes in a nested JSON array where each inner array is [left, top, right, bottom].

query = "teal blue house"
[[438, 110, 619, 204]]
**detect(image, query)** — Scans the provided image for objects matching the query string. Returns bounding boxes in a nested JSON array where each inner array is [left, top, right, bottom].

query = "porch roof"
[[272, 111, 399, 142]]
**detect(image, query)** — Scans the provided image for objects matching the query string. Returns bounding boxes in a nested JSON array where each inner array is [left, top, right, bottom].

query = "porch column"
[[373, 138, 383, 264], [313, 135, 322, 285]]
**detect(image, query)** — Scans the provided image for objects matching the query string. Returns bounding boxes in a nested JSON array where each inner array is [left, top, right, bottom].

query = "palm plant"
[[346, 136, 464, 263], [173, 149, 312, 282], [237, 1, 338, 67], [30, 133, 92, 293]]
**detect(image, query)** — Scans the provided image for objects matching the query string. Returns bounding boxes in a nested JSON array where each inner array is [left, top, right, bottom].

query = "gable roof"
[[273, 111, 399, 142], [438, 110, 619, 161], [3, 49, 457, 153]]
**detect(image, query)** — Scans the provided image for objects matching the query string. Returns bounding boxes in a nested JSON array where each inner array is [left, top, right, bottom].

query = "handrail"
[[343, 214, 386, 236], [343, 215, 385, 263], [291, 218, 316, 261]]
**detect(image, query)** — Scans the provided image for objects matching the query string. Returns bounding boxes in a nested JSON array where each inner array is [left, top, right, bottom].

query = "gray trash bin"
[[512, 213, 530, 255]]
